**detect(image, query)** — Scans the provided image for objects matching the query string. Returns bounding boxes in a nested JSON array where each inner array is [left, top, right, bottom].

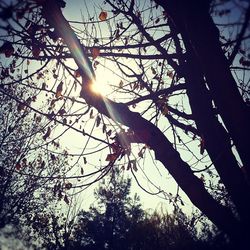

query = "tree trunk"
[[182, 38, 250, 225], [158, 0, 250, 178], [167, 19, 250, 226]]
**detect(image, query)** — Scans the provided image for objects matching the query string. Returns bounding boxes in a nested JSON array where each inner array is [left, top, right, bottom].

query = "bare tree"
[[0, 0, 249, 246]]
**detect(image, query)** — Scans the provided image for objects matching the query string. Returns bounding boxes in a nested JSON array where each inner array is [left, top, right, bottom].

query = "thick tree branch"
[[41, 0, 243, 241], [157, 0, 250, 179]]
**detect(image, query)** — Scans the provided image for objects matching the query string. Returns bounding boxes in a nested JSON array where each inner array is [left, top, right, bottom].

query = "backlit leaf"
[[155, 17, 160, 24], [56, 81, 63, 98], [167, 71, 174, 78], [43, 127, 51, 140], [42, 82, 46, 90], [106, 153, 117, 162], [161, 105, 169, 115], [92, 47, 100, 59], [89, 109, 94, 119], [151, 67, 156, 75], [65, 182, 72, 190], [138, 148, 144, 158], [64, 195, 69, 204], [127, 161, 131, 170], [119, 80, 124, 88], [93, 60, 100, 70], [17, 103, 25, 112], [0, 41, 14, 58], [74, 69, 81, 78], [15, 163, 21, 171], [102, 124, 107, 133], [132, 160, 137, 171], [99, 11, 108, 21], [107, 129, 112, 136], [96, 115, 101, 127], [51, 153, 56, 161], [199, 137, 205, 155], [32, 46, 41, 58], [83, 157, 87, 164], [59, 108, 66, 115]]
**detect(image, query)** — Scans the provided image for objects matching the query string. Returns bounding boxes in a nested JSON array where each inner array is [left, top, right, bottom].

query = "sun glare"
[[91, 81, 105, 95], [90, 68, 116, 96]]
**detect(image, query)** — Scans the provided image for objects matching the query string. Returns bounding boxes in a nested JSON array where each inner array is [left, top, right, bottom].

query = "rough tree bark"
[[41, 0, 249, 245], [156, 0, 250, 178], [154, 0, 250, 245], [167, 15, 250, 227], [184, 50, 250, 226]]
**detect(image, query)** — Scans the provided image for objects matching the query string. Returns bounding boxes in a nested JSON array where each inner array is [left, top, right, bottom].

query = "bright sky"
[[0, 1, 249, 248], [49, 0, 249, 221], [55, 0, 196, 215]]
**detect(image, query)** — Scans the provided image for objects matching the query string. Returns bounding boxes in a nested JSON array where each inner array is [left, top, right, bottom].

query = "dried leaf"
[[93, 60, 100, 70], [180, 199, 185, 206], [83, 157, 87, 164], [138, 148, 144, 158], [133, 82, 139, 90], [119, 80, 124, 88], [107, 129, 112, 136], [43, 127, 51, 140], [37, 72, 44, 80], [131, 160, 137, 171], [102, 124, 107, 133], [17, 103, 25, 112], [51, 153, 56, 161], [0, 41, 14, 58], [41, 161, 45, 168], [74, 69, 81, 78], [56, 81, 63, 98], [59, 108, 66, 115], [92, 47, 100, 59], [36, 116, 42, 123], [114, 28, 120, 39], [64, 195, 69, 204], [96, 115, 101, 127], [161, 105, 169, 115], [110, 143, 119, 154], [167, 71, 174, 78], [127, 161, 131, 170], [80, 167, 84, 175], [15, 163, 21, 170], [155, 17, 160, 24], [65, 182, 72, 190], [105, 153, 117, 162], [89, 109, 94, 119], [151, 67, 156, 75], [99, 11, 108, 21], [199, 137, 205, 155], [32, 46, 41, 58]]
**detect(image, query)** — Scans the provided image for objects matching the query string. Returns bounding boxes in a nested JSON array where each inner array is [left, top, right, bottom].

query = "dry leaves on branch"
[[99, 11, 108, 21]]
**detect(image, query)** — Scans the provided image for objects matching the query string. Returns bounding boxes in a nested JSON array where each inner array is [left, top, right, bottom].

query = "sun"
[[90, 68, 115, 96], [91, 80, 107, 95]]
